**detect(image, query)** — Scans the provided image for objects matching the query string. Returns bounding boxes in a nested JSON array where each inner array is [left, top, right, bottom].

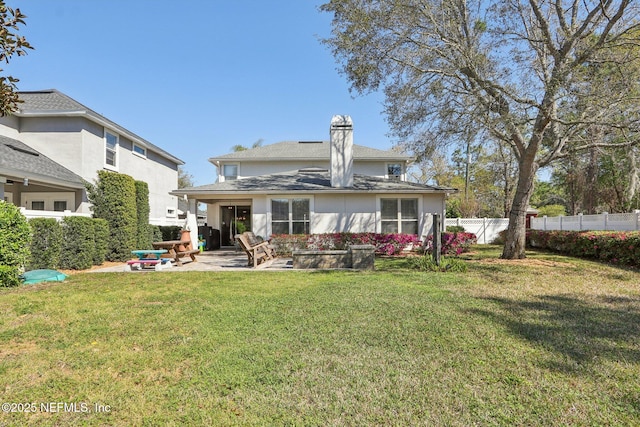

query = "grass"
[[1, 246, 639, 425]]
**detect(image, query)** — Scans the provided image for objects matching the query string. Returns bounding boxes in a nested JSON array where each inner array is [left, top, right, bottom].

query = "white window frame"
[[376, 195, 421, 234], [267, 195, 314, 236], [221, 163, 239, 182], [132, 143, 147, 158], [105, 130, 119, 170], [386, 163, 404, 181]]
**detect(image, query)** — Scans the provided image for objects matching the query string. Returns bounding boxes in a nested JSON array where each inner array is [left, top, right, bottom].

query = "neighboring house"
[[174, 115, 456, 247], [0, 89, 184, 225]]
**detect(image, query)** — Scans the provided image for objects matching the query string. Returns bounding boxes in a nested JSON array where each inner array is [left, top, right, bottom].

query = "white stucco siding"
[[19, 117, 87, 178], [312, 194, 377, 233], [0, 116, 21, 138], [118, 135, 179, 220]]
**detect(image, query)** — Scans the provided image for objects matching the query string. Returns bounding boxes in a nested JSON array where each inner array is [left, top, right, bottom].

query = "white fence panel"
[[19, 207, 91, 221], [530, 211, 640, 232], [445, 217, 510, 244]]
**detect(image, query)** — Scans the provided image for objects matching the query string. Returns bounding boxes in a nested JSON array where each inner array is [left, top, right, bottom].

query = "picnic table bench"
[[124, 249, 171, 271], [152, 240, 199, 266]]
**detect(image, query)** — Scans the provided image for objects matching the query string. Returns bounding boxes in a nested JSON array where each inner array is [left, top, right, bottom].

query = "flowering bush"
[[270, 233, 421, 256], [527, 230, 640, 267], [423, 232, 477, 256]]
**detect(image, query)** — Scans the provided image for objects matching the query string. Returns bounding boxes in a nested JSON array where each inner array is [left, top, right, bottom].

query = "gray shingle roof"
[[209, 141, 412, 162], [0, 135, 85, 187], [17, 89, 184, 165], [174, 170, 454, 195]]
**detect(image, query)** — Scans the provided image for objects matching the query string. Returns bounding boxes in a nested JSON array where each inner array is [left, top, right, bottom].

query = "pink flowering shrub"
[[270, 233, 421, 256], [423, 232, 478, 256], [527, 230, 640, 267]]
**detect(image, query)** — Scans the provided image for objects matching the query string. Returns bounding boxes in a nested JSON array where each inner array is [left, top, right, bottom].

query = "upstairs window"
[[223, 164, 238, 181], [387, 163, 403, 181], [133, 144, 147, 158], [105, 131, 118, 168]]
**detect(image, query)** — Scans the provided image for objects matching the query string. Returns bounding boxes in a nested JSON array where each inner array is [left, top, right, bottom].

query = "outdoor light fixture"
[[23, 178, 29, 186]]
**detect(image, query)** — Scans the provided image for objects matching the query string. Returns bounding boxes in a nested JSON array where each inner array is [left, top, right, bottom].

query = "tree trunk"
[[502, 152, 538, 259]]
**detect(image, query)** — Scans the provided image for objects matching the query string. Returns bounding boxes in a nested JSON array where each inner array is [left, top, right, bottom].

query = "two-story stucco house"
[[174, 115, 455, 247], [0, 89, 183, 225]]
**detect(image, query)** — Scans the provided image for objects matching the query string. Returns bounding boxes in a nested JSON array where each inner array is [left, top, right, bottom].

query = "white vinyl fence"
[[19, 207, 91, 221], [531, 211, 640, 232], [445, 217, 510, 244]]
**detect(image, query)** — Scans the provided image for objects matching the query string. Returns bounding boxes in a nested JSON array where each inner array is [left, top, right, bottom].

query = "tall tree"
[[321, 0, 640, 258], [0, 1, 32, 116]]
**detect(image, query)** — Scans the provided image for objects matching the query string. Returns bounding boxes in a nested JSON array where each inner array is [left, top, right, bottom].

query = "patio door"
[[220, 205, 251, 247]]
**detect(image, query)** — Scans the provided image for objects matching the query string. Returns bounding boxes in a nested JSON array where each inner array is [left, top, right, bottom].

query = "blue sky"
[[7, 0, 392, 186]]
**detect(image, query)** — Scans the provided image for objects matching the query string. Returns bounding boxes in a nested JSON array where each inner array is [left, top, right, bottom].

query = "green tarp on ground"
[[20, 269, 68, 285]]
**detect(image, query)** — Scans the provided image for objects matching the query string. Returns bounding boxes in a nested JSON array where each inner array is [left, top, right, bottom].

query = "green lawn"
[[1, 246, 639, 425]]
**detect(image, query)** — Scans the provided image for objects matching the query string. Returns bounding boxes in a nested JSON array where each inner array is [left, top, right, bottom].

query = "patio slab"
[[88, 249, 293, 273]]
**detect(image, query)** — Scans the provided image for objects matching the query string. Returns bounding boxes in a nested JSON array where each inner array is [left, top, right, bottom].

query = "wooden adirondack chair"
[[235, 233, 272, 267], [245, 231, 277, 259]]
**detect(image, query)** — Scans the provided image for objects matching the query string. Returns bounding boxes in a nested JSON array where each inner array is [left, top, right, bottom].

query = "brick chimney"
[[330, 115, 354, 188]]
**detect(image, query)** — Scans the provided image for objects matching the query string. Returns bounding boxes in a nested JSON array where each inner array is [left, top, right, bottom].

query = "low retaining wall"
[[292, 245, 375, 270]]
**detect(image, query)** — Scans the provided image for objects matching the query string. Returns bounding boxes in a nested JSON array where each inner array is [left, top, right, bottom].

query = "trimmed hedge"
[[87, 170, 138, 261], [0, 202, 31, 287], [158, 226, 181, 241], [28, 218, 63, 270], [93, 218, 110, 265], [60, 216, 96, 270], [527, 230, 640, 267], [135, 180, 152, 250]]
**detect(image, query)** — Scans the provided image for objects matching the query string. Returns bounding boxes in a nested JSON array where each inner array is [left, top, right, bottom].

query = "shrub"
[[270, 233, 421, 257], [446, 225, 466, 233], [28, 218, 63, 270], [411, 256, 468, 272], [536, 204, 566, 217], [158, 226, 181, 241], [423, 232, 477, 256], [527, 230, 640, 267], [60, 216, 96, 270], [93, 218, 110, 265], [86, 170, 138, 261], [135, 180, 152, 250], [151, 225, 163, 243], [0, 202, 31, 286]]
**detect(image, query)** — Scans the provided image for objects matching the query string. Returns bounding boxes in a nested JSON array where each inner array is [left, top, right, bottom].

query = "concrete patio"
[[90, 249, 293, 273]]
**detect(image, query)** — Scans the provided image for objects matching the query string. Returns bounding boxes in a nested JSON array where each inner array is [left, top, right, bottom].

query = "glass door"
[[220, 205, 251, 247]]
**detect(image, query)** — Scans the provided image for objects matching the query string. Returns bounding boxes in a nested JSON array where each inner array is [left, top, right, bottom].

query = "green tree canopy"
[[321, 0, 640, 258]]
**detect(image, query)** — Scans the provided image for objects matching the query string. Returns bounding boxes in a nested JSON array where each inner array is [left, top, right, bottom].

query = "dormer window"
[[387, 163, 403, 181], [223, 164, 238, 181]]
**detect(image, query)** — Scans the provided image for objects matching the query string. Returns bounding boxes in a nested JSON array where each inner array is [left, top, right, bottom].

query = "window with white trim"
[[133, 144, 147, 158], [222, 164, 238, 181], [381, 198, 418, 234], [386, 163, 403, 181], [105, 131, 118, 168], [31, 201, 45, 210], [271, 198, 310, 234]]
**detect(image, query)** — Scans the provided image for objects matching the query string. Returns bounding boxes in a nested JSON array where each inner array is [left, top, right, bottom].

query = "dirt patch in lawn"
[[59, 261, 123, 275]]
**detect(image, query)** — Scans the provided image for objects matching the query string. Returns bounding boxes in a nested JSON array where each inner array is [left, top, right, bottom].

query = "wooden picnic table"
[[152, 240, 199, 266]]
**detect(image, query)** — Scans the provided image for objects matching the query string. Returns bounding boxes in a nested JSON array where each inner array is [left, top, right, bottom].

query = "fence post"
[[433, 213, 441, 266], [635, 210, 640, 231], [603, 212, 609, 230], [543, 215, 547, 231], [457, 217, 462, 228], [578, 213, 583, 231], [560, 216, 563, 231]]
